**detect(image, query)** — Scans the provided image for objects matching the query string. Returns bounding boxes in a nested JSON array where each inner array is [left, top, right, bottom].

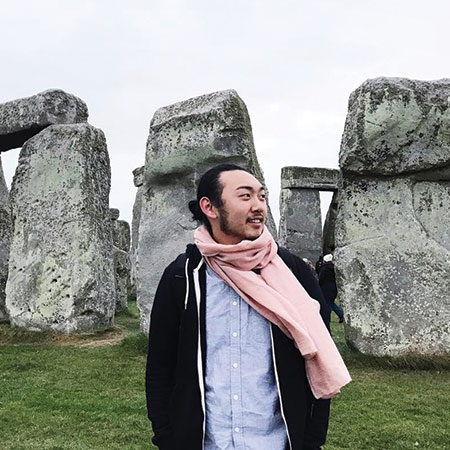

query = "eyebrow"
[[235, 185, 265, 192]]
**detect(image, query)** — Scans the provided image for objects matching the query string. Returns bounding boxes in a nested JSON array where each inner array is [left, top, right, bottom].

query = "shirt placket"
[[230, 290, 244, 449]]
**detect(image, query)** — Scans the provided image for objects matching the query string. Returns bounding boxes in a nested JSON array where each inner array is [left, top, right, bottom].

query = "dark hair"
[[188, 164, 249, 230]]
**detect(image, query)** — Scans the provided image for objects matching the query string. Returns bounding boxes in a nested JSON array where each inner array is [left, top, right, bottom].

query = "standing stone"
[[110, 208, 131, 251], [278, 167, 339, 263], [5, 123, 115, 333], [129, 166, 144, 298], [0, 89, 88, 152], [0, 156, 12, 322], [322, 191, 339, 255], [138, 90, 275, 333], [113, 247, 129, 313], [110, 208, 131, 312], [279, 188, 322, 262], [335, 77, 450, 357]]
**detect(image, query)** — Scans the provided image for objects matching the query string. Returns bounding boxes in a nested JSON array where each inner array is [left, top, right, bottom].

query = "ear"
[[199, 197, 218, 220]]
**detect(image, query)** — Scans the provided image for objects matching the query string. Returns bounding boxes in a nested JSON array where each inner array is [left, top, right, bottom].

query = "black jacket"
[[146, 244, 332, 450], [318, 262, 338, 303]]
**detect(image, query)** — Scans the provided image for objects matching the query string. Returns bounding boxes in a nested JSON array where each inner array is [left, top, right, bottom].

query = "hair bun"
[[188, 200, 203, 221]]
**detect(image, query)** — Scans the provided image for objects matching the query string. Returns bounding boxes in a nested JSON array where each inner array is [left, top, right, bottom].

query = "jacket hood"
[[185, 243, 202, 267]]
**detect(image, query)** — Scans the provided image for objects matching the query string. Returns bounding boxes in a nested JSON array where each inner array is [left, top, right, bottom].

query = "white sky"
[[1, 0, 450, 227]]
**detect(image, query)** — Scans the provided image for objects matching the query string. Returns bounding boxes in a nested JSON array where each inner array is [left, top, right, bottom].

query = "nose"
[[251, 196, 266, 213]]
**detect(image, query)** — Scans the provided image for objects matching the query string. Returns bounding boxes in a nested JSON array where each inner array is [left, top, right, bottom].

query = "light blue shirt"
[[204, 266, 288, 450]]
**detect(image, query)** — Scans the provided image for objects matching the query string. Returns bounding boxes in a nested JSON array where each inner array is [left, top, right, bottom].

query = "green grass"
[[326, 316, 450, 450], [0, 300, 153, 450], [0, 302, 449, 449]]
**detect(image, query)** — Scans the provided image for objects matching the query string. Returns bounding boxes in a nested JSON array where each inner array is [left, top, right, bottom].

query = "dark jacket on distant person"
[[318, 262, 337, 302]]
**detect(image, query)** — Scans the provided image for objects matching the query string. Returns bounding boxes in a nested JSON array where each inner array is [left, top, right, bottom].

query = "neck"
[[210, 229, 243, 245]]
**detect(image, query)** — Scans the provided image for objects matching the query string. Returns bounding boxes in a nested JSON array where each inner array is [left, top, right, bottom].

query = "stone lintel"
[[281, 166, 339, 191], [150, 89, 240, 129], [110, 208, 120, 220], [339, 77, 450, 175], [133, 166, 144, 187], [0, 89, 88, 152]]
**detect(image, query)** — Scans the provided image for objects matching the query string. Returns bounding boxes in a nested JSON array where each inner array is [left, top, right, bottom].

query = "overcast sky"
[[1, 0, 450, 227]]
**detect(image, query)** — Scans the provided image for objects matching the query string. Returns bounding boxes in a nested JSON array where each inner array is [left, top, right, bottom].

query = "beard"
[[217, 205, 260, 242], [218, 205, 232, 235]]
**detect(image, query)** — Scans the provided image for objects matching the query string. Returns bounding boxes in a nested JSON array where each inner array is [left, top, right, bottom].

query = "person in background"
[[315, 255, 324, 276], [318, 254, 344, 323], [303, 258, 318, 280]]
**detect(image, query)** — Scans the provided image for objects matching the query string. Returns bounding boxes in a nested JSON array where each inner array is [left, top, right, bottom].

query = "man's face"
[[212, 170, 267, 245]]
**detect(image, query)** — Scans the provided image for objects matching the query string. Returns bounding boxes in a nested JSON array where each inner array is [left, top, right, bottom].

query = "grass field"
[[1, 301, 449, 450]]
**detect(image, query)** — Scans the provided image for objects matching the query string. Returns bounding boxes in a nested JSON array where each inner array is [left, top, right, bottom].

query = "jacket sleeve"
[[291, 255, 331, 330], [145, 263, 180, 450], [290, 255, 332, 450]]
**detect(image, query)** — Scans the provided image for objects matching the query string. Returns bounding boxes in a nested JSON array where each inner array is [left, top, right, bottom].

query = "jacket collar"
[[185, 243, 203, 271]]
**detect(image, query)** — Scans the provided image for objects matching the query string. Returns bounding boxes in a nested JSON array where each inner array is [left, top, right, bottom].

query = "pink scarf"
[[194, 225, 351, 399]]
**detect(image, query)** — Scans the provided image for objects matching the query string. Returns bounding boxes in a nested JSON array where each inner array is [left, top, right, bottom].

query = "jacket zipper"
[[193, 258, 206, 450], [184, 257, 190, 310], [192, 263, 292, 449], [270, 326, 293, 450]]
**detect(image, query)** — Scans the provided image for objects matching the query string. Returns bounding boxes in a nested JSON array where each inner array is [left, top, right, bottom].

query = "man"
[[318, 254, 344, 323], [146, 164, 350, 450]]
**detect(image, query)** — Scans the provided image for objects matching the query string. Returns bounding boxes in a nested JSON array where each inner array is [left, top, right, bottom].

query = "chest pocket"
[[242, 301, 273, 345]]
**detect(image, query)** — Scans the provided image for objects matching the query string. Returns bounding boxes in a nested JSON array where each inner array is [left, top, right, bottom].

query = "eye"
[[240, 193, 251, 199]]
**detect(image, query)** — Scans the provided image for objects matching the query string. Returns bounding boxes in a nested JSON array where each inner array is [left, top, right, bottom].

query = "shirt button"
[[234, 427, 240, 433], [233, 394, 239, 400], [232, 362, 238, 368], [232, 332, 238, 337], [232, 301, 237, 306]]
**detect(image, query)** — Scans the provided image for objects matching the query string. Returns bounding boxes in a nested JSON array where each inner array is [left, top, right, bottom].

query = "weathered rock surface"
[[322, 191, 338, 255], [113, 247, 129, 313], [114, 224, 130, 253], [5, 123, 116, 333], [0, 157, 12, 322], [278, 167, 339, 263], [110, 208, 120, 220], [0, 89, 88, 152], [133, 165, 144, 188], [129, 166, 144, 298], [278, 187, 322, 263], [111, 211, 131, 312], [281, 166, 339, 191], [340, 77, 450, 175], [335, 77, 450, 357], [138, 90, 274, 333], [111, 215, 131, 252]]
